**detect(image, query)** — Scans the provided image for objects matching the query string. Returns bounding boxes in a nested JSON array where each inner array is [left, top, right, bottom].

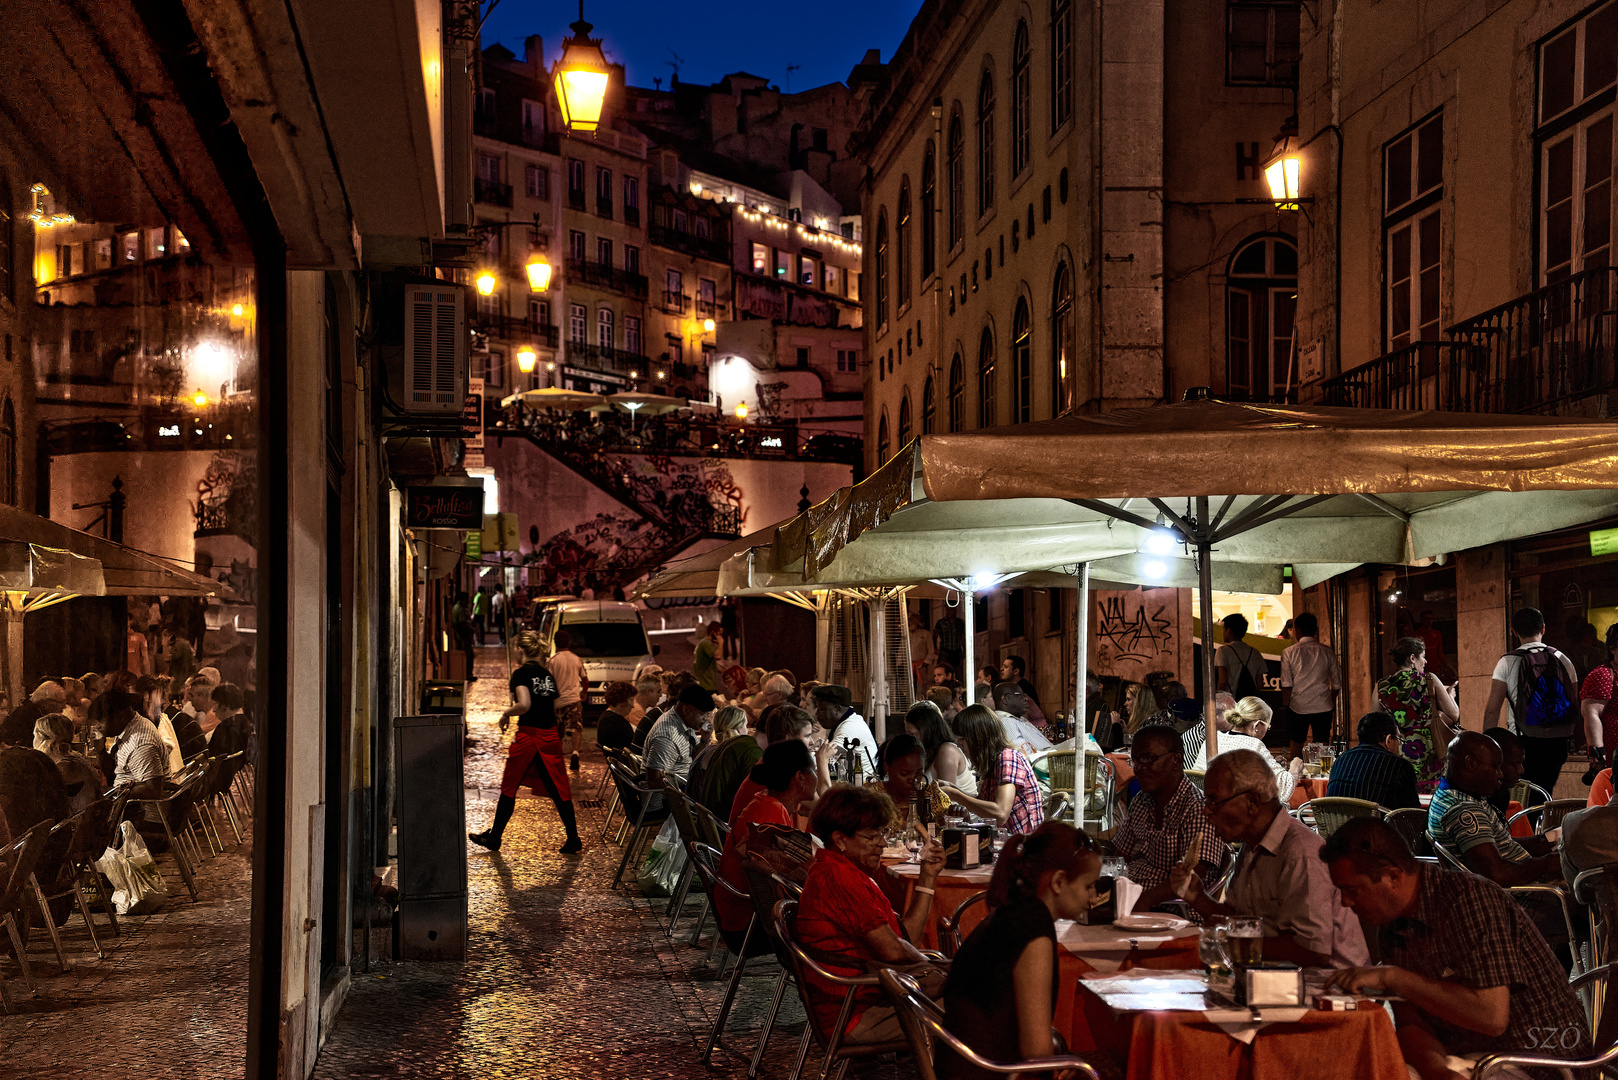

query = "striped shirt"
[[112, 716, 168, 789], [1114, 777, 1226, 890], [1324, 744, 1420, 810], [1428, 778, 1530, 861]]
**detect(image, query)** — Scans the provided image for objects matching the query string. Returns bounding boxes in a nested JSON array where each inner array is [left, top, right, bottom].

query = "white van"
[[537, 600, 657, 720]]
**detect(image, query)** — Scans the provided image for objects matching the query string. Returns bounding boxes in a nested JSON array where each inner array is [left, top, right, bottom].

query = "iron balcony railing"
[[474, 178, 512, 208], [648, 223, 730, 263], [1319, 266, 1618, 414], [564, 258, 650, 298], [475, 315, 560, 348], [564, 340, 653, 375]]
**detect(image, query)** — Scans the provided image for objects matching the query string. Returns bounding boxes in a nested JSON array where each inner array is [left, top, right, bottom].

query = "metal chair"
[[29, 806, 116, 964], [772, 897, 912, 1080], [1573, 865, 1618, 1039], [1042, 791, 1073, 823], [606, 761, 669, 888], [1509, 779, 1553, 810], [127, 771, 206, 901], [1295, 797, 1386, 840], [938, 890, 988, 959], [660, 788, 705, 936], [599, 747, 641, 840], [687, 841, 775, 1067], [1506, 798, 1585, 836], [1430, 832, 1581, 972], [877, 968, 1100, 1080], [1383, 807, 1436, 859], [0, 825, 51, 1008], [739, 862, 803, 1078]]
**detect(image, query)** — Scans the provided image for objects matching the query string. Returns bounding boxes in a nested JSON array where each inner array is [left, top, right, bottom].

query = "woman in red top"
[[715, 739, 818, 953], [1581, 624, 1618, 800]]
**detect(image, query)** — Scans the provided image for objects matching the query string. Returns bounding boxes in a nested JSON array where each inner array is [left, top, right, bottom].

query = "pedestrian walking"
[[1484, 606, 1580, 797], [472, 588, 488, 645], [470, 630, 582, 854], [490, 589, 506, 644], [548, 629, 587, 772], [1280, 612, 1340, 759], [1377, 636, 1459, 793]]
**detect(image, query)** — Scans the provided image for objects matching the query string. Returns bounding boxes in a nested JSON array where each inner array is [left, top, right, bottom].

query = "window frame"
[[1011, 22, 1032, 177], [977, 72, 997, 217], [1225, 1, 1302, 88], [948, 109, 966, 249], [1011, 297, 1032, 423], [1225, 235, 1300, 401], [897, 181, 912, 309], [977, 327, 997, 428], [948, 353, 965, 432], [1382, 112, 1444, 350], [1051, 261, 1074, 417], [875, 209, 890, 329], [1051, 0, 1074, 132]]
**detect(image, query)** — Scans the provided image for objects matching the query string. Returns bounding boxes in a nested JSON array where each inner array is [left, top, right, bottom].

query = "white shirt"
[[1195, 730, 1296, 803], [997, 711, 1053, 755], [150, 711, 184, 776], [1491, 642, 1579, 738], [1280, 637, 1340, 714], [828, 710, 878, 777]]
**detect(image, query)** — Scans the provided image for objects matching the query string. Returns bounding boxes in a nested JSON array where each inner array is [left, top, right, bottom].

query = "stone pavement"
[[314, 647, 909, 1080], [0, 814, 253, 1077]]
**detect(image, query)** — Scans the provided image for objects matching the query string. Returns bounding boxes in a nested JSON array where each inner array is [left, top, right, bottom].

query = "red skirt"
[[500, 726, 573, 801]]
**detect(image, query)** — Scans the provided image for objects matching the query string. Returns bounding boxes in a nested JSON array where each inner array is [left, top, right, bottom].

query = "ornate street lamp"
[[525, 253, 553, 291], [516, 345, 538, 373], [554, 5, 611, 135], [1264, 130, 1310, 211]]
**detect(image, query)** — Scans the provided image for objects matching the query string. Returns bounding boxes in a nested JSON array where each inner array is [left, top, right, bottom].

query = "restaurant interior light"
[[525, 256, 552, 292], [516, 346, 538, 373], [1143, 560, 1168, 581], [554, 7, 611, 135], [734, 403, 748, 419], [475, 270, 497, 296]]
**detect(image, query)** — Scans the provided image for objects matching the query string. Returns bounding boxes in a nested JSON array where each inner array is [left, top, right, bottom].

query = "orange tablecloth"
[[1108, 752, 1133, 788], [1054, 937, 1203, 1049], [1073, 990, 1406, 1079], [887, 863, 991, 950], [1288, 776, 1329, 808]]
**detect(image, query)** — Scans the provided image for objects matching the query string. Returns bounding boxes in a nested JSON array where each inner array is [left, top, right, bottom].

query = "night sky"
[[479, 1, 919, 94]]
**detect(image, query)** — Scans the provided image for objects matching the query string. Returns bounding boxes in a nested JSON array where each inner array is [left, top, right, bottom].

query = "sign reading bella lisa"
[[406, 484, 484, 530]]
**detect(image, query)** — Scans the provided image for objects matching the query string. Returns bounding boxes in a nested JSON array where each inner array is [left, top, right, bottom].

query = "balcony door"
[[1225, 235, 1298, 401]]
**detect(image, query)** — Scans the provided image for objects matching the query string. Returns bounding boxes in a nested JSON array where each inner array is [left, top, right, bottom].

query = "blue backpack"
[[1514, 647, 1578, 729]]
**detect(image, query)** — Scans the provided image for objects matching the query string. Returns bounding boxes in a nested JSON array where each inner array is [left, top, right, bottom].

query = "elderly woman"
[[795, 785, 946, 1045], [34, 713, 105, 814], [1378, 636, 1460, 793], [1193, 696, 1300, 803]]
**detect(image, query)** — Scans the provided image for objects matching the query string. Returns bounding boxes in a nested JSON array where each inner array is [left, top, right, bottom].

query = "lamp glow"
[[231, 303, 245, 317], [734, 404, 748, 419], [1144, 527, 1177, 557], [553, 11, 611, 134], [1264, 132, 1303, 210], [516, 346, 538, 373], [971, 571, 997, 590], [191, 389, 209, 407], [703, 318, 716, 332], [475, 271, 497, 296], [525, 257, 553, 291], [1143, 560, 1168, 581]]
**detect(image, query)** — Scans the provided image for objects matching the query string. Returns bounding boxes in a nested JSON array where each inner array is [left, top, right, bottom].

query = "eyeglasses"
[[1128, 750, 1179, 769], [1205, 787, 1258, 812], [850, 829, 886, 845]]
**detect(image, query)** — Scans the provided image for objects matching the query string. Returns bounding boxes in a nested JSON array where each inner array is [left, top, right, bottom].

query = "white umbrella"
[[518, 387, 609, 411], [607, 391, 684, 430]]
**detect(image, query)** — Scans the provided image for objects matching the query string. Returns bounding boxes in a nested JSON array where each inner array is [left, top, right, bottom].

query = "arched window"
[[1011, 23, 1032, 177], [948, 353, 964, 432], [1012, 298, 1032, 423], [897, 181, 911, 309], [1051, 261, 1075, 416], [947, 110, 965, 248], [922, 374, 937, 434], [1226, 235, 1299, 402], [875, 210, 889, 327], [877, 409, 891, 465], [1051, 0, 1073, 131], [898, 392, 912, 446], [921, 142, 937, 278], [977, 73, 996, 216], [0, 397, 14, 507], [977, 328, 997, 428]]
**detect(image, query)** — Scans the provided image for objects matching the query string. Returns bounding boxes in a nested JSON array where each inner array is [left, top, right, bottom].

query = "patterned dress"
[[1377, 666, 1441, 792]]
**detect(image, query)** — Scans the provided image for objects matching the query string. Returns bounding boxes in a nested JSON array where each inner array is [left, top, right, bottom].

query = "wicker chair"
[[1294, 797, 1385, 841], [1505, 798, 1585, 836], [1382, 807, 1436, 860]]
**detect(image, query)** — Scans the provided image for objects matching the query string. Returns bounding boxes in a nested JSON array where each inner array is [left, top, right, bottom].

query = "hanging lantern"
[[553, 7, 611, 135]]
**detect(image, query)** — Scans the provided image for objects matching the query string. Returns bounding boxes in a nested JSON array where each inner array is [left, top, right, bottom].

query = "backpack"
[[1227, 643, 1261, 700], [1513, 647, 1579, 729]]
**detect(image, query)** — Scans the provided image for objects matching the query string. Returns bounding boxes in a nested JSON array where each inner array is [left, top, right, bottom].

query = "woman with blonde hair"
[[1193, 695, 1299, 802], [1121, 681, 1158, 738], [470, 628, 582, 855], [34, 713, 104, 814], [689, 705, 748, 796]]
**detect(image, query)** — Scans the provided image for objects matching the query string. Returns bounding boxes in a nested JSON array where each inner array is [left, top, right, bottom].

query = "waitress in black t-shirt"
[[469, 630, 583, 854], [936, 822, 1101, 1079]]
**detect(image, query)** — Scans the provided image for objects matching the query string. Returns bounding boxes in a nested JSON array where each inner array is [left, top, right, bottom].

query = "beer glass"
[[1218, 916, 1265, 966]]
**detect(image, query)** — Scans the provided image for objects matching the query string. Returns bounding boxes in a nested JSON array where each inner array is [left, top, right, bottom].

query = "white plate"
[[1112, 914, 1182, 932]]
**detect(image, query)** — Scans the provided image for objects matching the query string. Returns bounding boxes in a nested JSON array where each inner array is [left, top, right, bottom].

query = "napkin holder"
[[1234, 961, 1302, 1007], [941, 828, 980, 869], [974, 823, 997, 865]]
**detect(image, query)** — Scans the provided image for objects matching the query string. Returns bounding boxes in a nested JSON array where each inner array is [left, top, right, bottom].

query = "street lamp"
[[703, 318, 716, 333], [516, 345, 538, 373], [475, 270, 497, 296], [525, 253, 553, 291], [1264, 132, 1305, 211], [554, 5, 611, 135]]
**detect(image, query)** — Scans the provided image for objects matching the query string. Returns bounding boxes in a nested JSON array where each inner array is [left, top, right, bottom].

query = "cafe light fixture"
[[191, 389, 209, 407], [517, 346, 538, 373], [525, 255, 552, 291], [553, 5, 611, 135], [734, 403, 748, 419], [1263, 130, 1309, 211], [703, 318, 716, 333]]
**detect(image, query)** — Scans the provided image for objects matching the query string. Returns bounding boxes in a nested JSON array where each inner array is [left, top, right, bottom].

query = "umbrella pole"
[[1197, 500, 1218, 760], [1073, 563, 1090, 830], [869, 596, 887, 742], [963, 588, 975, 707], [2, 601, 20, 712]]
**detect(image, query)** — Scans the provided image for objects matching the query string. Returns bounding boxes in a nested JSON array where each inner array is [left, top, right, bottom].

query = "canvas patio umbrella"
[[513, 387, 610, 411], [724, 400, 1618, 821]]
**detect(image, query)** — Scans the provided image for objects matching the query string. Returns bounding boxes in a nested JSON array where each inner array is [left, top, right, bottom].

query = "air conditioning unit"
[[400, 284, 466, 413]]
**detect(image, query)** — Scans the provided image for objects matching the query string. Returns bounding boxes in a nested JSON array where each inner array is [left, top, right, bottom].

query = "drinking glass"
[[1222, 916, 1265, 965], [1198, 919, 1230, 976]]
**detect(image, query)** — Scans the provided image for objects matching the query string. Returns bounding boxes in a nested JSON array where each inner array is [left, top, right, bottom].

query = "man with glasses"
[[1170, 749, 1367, 967], [1112, 727, 1225, 913]]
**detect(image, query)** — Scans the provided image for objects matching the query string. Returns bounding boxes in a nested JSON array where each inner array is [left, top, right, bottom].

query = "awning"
[[0, 504, 228, 598]]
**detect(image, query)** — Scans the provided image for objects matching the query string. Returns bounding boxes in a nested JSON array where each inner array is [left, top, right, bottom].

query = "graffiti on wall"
[[1092, 590, 1185, 683]]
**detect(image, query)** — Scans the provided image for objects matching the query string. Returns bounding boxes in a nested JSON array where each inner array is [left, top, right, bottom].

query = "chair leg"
[[30, 876, 69, 974], [702, 917, 755, 1065], [0, 962, 12, 1013], [72, 881, 105, 960], [748, 968, 791, 1078], [611, 808, 650, 888], [786, 1023, 814, 1080], [666, 859, 693, 919], [2, 914, 36, 992], [220, 793, 244, 844], [155, 804, 199, 901], [88, 871, 120, 938], [712, 932, 730, 973], [688, 893, 711, 947]]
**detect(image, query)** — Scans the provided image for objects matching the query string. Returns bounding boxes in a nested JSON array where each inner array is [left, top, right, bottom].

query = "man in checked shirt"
[[1111, 726, 1225, 912]]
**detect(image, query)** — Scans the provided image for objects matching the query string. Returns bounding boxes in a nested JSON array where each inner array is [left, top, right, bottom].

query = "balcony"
[[568, 188, 587, 211], [661, 291, 689, 315], [565, 340, 652, 377], [1318, 267, 1618, 415], [624, 205, 640, 227], [695, 297, 718, 319], [474, 178, 513, 208], [475, 315, 560, 348], [596, 196, 613, 219], [649, 223, 730, 263], [565, 258, 649, 298]]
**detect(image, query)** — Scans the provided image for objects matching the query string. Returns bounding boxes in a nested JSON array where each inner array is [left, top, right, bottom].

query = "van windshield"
[[562, 621, 650, 658]]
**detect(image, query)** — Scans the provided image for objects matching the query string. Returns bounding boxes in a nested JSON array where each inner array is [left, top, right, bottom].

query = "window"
[[625, 316, 642, 356], [1052, 0, 1073, 131], [478, 153, 501, 185], [1227, 2, 1301, 86], [877, 410, 891, 465], [569, 303, 587, 344], [875, 210, 889, 327], [977, 73, 996, 216], [668, 338, 683, 365], [775, 249, 791, 278], [1051, 261, 1075, 416], [698, 277, 716, 312], [597, 237, 613, 267], [567, 159, 586, 205], [921, 143, 937, 278], [477, 87, 495, 118], [597, 308, 614, 349], [1385, 115, 1443, 347], [0, 398, 14, 507], [695, 215, 710, 240], [146, 226, 166, 260], [596, 166, 613, 209], [1012, 298, 1032, 422], [977, 328, 996, 427], [666, 268, 683, 296], [624, 245, 640, 276], [121, 231, 138, 262], [799, 255, 817, 288], [522, 99, 544, 139], [484, 349, 505, 388], [898, 393, 912, 446], [526, 164, 550, 199], [922, 375, 936, 434], [1226, 235, 1299, 399], [827, 264, 841, 294], [948, 353, 964, 431], [948, 110, 965, 248], [1011, 23, 1032, 177], [623, 176, 639, 212], [897, 182, 911, 308], [752, 243, 770, 275], [529, 298, 550, 328], [569, 230, 586, 261], [1539, 7, 1618, 283], [673, 208, 688, 233]]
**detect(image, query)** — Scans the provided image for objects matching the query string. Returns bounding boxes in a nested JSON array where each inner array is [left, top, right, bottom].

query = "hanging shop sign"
[[406, 483, 484, 530], [1591, 527, 1618, 557]]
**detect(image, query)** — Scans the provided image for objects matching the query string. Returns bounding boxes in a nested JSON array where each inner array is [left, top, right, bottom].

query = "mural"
[[1090, 588, 1190, 685]]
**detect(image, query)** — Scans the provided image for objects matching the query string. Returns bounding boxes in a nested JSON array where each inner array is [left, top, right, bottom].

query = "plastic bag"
[[93, 820, 168, 915], [636, 816, 687, 897]]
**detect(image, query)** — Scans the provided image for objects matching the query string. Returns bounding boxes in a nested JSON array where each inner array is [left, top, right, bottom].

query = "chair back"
[[1043, 792, 1072, 824], [1427, 832, 1469, 873], [0, 823, 52, 915], [686, 840, 747, 906], [939, 890, 989, 958], [33, 815, 79, 895], [72, 798, 117, 863], [1574, 865, 1618, 1049], [876, 968, 941, 1080], [772, 897, 879, 1048], [742, 860, 799, 969], [1538, 798, 1586, 834], [1382, 807, 1434, 858], [1295, 797, 1384, 840], [664, 787, 702, 850], [607, 761, 649, 819], [1510, 779, 1553, 808], [690, 801, 728, 849]]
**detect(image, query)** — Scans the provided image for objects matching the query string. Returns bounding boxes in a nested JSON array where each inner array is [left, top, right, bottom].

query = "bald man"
[[1428, 731, 1560, 887]]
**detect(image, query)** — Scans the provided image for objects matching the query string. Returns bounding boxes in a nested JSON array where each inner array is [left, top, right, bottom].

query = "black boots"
[[557, 801, 582, 854], [469, 794, 518, 851]]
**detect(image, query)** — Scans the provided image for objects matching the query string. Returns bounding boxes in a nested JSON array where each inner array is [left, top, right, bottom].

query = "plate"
[[1113, 914, 1182, 932]]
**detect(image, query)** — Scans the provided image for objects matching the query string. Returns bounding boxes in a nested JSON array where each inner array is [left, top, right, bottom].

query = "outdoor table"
[[884, 858, 993, 949], [1108, 752, 1133, 789], [1071, 969, 1407, 1080], [1053, 919, 1203, 1049], [1288, 776, 1329, 808]]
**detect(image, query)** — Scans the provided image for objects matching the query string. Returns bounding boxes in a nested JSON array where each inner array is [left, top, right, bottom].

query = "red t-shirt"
[[728, 775, 765, 832], [795, 847, 903, 1034], [1582, 666, 1618, 749], [716, 791, 794, 933]]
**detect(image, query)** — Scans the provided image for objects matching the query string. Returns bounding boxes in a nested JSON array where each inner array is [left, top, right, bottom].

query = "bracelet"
[[914, 886, 935, 896]]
